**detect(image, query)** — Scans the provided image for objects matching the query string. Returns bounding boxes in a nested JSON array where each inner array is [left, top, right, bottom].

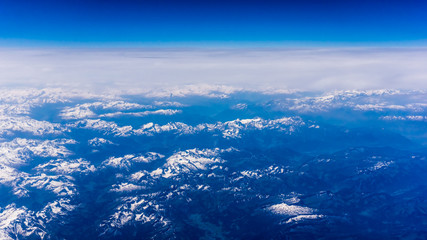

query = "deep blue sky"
[[0, 0, 427, 46]]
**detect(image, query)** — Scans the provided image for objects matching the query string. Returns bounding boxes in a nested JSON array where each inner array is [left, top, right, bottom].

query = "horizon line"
[[1, 39, 427, 49]]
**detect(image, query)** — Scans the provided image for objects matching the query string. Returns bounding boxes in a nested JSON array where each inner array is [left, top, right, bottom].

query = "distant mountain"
[[0, 87, 426, 239]]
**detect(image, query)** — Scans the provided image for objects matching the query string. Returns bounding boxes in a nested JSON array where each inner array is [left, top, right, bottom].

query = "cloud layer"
[[0, 47, 426, 91]]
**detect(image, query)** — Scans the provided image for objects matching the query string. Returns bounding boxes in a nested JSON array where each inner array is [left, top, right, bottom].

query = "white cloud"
[[1, 48, 427, 92]]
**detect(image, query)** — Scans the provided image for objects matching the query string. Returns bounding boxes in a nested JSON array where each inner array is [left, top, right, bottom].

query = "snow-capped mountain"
[[0, 87, 426, 239]]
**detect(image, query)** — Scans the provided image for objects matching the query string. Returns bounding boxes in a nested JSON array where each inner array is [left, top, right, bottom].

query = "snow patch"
[[267, 203, 314, 216]]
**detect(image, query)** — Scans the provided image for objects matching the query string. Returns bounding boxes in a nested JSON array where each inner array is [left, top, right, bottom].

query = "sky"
[[0, 1, 426, 91], [1, 0, 427, 46]]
